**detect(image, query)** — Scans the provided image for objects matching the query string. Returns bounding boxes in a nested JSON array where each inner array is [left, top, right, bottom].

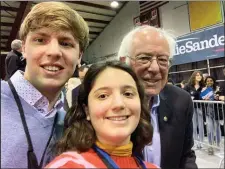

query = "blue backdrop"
[[172, 24, 224, 65]]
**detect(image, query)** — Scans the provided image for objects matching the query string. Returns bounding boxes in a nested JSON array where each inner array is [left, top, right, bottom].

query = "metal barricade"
[[192, 100, 224, 168]]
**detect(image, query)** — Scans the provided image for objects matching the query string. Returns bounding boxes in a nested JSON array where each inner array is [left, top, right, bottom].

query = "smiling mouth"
[[42, 66, 63, 72], [105, 116, 130, 121], [143, 79, 159, 84]]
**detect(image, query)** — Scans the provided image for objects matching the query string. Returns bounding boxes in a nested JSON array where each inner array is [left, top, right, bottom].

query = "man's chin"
[[145, 88, 161, 97]]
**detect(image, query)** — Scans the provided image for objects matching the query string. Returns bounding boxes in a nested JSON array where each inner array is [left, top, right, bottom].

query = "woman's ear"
[[83, 104, 90, 121]]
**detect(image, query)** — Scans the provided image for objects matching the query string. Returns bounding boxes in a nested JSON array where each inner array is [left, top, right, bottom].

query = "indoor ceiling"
[[1, 1, 127, 52]]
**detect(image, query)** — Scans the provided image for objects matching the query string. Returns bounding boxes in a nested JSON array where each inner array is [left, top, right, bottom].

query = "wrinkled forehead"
[[133, 28, 166, 44], [131, 28, 169, 55]]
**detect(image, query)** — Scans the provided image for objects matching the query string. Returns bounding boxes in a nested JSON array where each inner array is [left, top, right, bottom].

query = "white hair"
[[117, 25, 176, 66], [11, 39, 22, 51]]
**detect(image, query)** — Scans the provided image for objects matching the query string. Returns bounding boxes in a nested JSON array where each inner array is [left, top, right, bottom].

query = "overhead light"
[[110, 1, 119, 8]]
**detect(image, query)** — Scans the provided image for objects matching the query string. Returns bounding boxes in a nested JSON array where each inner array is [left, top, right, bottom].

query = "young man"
[[118, 26, 197, 169], [1, 2, 89, 168]]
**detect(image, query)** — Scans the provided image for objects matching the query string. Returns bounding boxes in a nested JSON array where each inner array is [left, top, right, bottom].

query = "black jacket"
[[158, 84, 197, 169], [183, 84, 202, 100], [5, 50, 26, 80]]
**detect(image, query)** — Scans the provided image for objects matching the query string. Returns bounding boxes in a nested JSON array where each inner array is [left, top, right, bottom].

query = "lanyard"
[[93, 145, 147, 169], [8, 79, 58, 169]]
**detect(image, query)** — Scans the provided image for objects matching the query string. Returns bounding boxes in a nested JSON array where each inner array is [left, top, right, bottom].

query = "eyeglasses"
[[127, 54, 170, 68]]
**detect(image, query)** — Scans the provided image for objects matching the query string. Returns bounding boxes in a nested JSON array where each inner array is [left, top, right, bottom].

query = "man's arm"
[[180, 96, 198, 168]]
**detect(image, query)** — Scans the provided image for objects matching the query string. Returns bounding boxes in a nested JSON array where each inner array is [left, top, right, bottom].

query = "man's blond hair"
[[19, 2, 89, 52]]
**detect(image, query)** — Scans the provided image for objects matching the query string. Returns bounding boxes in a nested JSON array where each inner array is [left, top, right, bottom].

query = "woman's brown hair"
[[187, 70, 205, 88], [56, 61, 153, 155]]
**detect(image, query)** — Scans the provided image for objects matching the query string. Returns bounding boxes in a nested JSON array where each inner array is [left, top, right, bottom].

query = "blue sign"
[[172, 24, 224, 65]]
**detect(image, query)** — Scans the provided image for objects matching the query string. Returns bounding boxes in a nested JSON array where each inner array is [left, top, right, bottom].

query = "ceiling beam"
[[89, 1, 128, 46], [67, 1, 117, 11], [85, 18, 109, 24], [1, 47, 8, 51], [89, 31, 100, 35], [140, 1, 156, 8], [1, 29, 11, 33], [1, 14, 16, 19], [1, 35, 9, 39], [75, 9, 115, 17], [89, 26, 105, 29], [7, 1, 28, 50], [0, 6, 19, 12], [1, 22, 13, 27]]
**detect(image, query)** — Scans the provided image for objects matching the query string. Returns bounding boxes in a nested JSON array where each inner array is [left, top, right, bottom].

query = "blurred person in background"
[[65, 60, 89, 108], [202, 76, 222, 155], [180, 80, 187, 89], [71, 64, 89, 105], [184, 71, 205, 149], [5, 39, 26, 80], [175, 80, 187, 88], [167, 78, 174, 85]]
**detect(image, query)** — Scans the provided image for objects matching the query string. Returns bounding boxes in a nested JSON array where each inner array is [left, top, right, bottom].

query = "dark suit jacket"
[[158, 84, 197, 169], [5, 50, 25, 80]]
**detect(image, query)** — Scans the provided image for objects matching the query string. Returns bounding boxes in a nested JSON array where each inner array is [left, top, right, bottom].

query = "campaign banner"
[[200, 87, 214, 100], [172, 24, 224, 65]]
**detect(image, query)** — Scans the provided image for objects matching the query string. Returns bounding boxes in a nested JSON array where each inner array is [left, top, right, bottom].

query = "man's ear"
[[83, 104, 90, 121], [77, 52, 83, 65], [22, 41, 26, 58]]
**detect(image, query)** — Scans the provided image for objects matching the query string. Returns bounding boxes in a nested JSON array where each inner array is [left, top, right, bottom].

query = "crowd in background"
[[167, 69, 225, 155]]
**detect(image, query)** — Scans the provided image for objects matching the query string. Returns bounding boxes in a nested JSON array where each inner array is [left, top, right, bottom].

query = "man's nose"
[[147, 58, 160, 73], [46, 39, 62, 59]]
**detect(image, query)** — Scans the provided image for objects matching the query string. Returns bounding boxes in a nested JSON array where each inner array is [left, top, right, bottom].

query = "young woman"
[[46, 61, 157, 168], [203, 76, 222, 155], [184, 71, 205, 149]]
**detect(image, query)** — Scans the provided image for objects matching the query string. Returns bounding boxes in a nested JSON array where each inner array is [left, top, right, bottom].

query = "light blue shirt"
[[143, 95, 161, 167], [11, 70, 63, 118], [1, 71, 64, 168]]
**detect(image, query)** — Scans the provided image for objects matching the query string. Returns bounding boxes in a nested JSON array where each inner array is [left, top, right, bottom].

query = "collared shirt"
[[143, 95, 161, 167], [10, 70, 64, 118]]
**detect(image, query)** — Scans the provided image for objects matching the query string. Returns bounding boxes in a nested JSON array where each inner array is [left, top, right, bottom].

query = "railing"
[[192, 100, 224, 168]]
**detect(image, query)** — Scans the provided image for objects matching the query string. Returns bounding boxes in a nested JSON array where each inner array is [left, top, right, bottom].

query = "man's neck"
[[42, 89, 62, 111], [23, 73, 62, 111]]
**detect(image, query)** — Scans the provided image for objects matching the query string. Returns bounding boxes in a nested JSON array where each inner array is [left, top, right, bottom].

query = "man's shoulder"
[[1, 80, 10, 95], [1, 80, 15, 105], [6, 50, 17, 57], [163, 84, 190, 98]]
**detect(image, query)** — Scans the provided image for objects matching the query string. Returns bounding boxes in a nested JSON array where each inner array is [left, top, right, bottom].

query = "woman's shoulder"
[[45, 150, 99, 168]]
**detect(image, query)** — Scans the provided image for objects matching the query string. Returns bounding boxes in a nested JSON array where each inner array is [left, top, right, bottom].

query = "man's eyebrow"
[[32, 32, 49, 37], [31, 32, 75, 41]]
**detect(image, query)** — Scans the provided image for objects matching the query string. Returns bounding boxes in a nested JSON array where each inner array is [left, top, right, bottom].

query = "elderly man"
[[5, 39, 25, 80], [1, 2, 89, 168], [118, 25, 197, 169]]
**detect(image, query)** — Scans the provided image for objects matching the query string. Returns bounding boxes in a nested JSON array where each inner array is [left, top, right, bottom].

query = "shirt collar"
[[152, 95, 160, 108], [150, 95, 160, 115], [10, 70, 63, 115]]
